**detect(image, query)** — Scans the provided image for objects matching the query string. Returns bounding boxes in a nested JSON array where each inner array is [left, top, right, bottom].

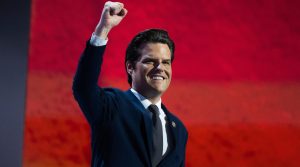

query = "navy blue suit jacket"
[[72, 41, 188, 167]]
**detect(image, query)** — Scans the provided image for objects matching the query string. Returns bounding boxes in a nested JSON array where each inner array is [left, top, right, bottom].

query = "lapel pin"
[[171, 121, 176, 128]]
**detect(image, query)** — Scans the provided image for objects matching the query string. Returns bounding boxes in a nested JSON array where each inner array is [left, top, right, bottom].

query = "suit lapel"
[[124, 90, 153, 163], [124, 90, 180, 166], [159, 104, 179, 163]]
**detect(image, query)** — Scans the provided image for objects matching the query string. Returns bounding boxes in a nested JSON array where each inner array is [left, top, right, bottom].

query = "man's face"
[[128, 43, 172, 98]]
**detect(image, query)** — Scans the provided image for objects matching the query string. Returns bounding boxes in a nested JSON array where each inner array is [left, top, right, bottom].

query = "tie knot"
[[148, 104, 160, 116]]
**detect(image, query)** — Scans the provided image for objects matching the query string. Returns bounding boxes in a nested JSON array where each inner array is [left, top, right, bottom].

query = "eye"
[[163, 61, 171, 65], [143, 60, 155, 65]]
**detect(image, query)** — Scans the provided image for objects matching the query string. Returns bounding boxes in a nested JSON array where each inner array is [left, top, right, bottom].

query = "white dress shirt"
[[90, 33, 108, 46], [130, 88, 168, 156]]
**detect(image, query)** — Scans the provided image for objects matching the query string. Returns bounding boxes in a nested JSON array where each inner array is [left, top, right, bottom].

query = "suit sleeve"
[[181, 131, 188, 167], [72, 41, 115, 126]]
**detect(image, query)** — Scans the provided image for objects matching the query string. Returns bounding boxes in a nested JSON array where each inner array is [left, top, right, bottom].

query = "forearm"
[[72, 41, 106, 92]]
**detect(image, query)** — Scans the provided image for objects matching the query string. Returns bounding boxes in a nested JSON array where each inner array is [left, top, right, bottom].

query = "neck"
[[132, 88, 162, 104], [146, 95, 161, 104]]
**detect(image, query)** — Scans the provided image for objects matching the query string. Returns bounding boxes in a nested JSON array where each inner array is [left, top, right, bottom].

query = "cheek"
[[143, 66, 154, 75], [168, 67, 172, 77], [138, 67, 150, 80]]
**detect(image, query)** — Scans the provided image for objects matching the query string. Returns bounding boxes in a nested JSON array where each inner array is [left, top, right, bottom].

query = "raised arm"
[[72, 1, 127, 125]]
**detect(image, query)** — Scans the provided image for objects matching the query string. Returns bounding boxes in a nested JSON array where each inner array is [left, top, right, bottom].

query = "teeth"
[[152, 76, 164, 80]]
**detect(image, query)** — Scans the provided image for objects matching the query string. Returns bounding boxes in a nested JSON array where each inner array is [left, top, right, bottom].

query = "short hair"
[[125, 28, 175, 85]]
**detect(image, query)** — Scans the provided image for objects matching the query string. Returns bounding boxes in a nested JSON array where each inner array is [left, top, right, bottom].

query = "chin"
[[150, 85, 168, 94], [146, 80, 170, 94]]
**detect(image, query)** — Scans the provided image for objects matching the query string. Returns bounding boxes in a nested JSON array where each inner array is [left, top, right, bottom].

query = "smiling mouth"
[[150, 75, 165, 80]]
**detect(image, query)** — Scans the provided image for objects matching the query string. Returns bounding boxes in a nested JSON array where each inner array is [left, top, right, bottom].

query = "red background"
[[24, 0, 300, 166]]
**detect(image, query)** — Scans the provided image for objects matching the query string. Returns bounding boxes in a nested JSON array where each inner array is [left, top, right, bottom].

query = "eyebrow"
[[142, 57, 171, 62]]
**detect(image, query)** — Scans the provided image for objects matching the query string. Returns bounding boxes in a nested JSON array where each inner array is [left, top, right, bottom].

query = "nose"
[[155, 62, 164, 71]]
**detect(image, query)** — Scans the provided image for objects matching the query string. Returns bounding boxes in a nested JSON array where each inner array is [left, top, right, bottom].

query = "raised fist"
[[94, 1, 128, 38]]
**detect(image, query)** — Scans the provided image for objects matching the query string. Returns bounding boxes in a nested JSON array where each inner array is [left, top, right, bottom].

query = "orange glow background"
[[24, 0, 300, 166]]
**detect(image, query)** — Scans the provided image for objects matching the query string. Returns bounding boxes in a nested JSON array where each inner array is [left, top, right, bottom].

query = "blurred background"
[[1, 0, 300, 166]]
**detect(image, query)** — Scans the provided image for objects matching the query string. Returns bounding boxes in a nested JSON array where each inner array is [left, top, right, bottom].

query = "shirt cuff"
[[90, 33, 108, 46]]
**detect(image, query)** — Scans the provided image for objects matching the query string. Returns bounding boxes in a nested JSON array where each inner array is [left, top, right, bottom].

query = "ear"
[[126, 62, 134, 75]]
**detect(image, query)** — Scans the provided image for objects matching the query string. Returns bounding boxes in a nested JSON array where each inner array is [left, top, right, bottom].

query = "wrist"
[[94, 24, 112, 39]]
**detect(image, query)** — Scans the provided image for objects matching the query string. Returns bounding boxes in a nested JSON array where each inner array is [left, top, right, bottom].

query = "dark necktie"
[[148, 104, 163, 167]]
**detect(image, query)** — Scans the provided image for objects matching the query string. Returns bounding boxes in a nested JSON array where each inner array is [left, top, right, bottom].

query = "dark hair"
[[125, 28, 175, 85]]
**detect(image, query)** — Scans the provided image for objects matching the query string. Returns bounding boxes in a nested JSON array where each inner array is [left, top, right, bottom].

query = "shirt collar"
[[130, 88, 162, 110]]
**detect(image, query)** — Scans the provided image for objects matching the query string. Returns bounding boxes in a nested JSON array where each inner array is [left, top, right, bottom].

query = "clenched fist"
[[94, 1, 128, 39]]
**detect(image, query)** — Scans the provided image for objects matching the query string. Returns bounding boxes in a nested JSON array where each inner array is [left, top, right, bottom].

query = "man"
[[73, 1, 188, 167]]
